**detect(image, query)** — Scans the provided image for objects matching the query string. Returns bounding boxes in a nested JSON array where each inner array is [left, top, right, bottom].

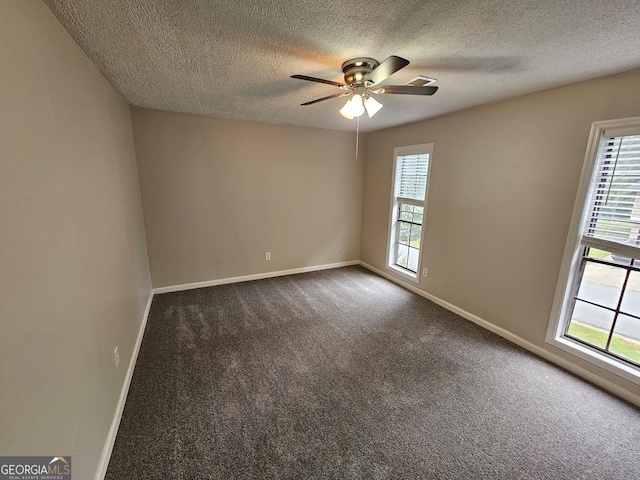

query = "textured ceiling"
[[44, 0, 640, 132]]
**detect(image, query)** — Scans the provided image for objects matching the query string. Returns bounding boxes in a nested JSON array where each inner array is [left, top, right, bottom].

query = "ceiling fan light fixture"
[[364, 96, 383, 118], [350, 93, 365, 117], [339, 98, 355, 119], [339, 94, 365, 119]]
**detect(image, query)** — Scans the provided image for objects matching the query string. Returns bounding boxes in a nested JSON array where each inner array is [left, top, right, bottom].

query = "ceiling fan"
[[291, 55, 438, 119]]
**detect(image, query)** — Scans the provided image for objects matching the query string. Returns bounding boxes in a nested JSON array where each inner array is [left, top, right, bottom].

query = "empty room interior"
[[4, 1, 640, 479]]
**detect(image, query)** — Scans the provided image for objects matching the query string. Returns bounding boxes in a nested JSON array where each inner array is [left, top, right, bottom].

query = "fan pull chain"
[[355, 115, 360, 159]]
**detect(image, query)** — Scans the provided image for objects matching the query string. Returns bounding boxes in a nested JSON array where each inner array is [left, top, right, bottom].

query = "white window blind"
[[396, 153, 429, 203], [582, 133, 640, 255]]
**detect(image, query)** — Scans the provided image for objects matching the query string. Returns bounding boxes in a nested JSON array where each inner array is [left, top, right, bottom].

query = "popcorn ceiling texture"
[[44, 0, 640, 132]]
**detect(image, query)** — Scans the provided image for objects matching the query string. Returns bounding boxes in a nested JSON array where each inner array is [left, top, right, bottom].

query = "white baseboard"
[[95, 291, 154, 480], [153, 260, 360, 294], [359, 261, 640, 408]]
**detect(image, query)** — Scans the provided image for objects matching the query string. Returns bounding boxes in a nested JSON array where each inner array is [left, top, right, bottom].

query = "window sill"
[[546, 334, 640, 386], [386, 264, 420, 284]]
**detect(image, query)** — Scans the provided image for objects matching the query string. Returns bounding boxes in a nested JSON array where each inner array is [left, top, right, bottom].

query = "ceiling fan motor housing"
[[342, 57, 379, 85]]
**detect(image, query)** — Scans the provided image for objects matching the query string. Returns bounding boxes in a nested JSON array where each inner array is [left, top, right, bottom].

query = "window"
[[547, 117, 640, 383], [386, 144, 433, 282]]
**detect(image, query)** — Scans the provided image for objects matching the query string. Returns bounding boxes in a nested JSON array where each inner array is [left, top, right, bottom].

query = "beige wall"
[[132, 108, 364, 288], [361, 69, 640, 399], [0, 2, 152, 478]]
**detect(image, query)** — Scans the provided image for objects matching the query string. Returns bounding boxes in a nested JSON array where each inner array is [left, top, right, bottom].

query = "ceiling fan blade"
[[364, 55, 410, 86], [300, 93, 348, 106], [377, 85, 438, 95], [291, 74, 345, 87]]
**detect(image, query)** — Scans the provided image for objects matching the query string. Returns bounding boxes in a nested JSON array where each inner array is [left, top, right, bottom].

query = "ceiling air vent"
[[406, 76, 437, 87]]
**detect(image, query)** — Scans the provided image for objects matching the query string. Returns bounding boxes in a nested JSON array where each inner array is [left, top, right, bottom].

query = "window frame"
[[546, 116, 640, 385], [386, 143, 433, 283]]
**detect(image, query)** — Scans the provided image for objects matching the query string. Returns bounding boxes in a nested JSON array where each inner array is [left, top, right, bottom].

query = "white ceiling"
[[44, 0, 640, 133]]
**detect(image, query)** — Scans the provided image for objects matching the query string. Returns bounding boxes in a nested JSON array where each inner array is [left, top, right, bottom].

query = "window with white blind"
[[386, 143, 433, 282], [547, 117, 640, 383]]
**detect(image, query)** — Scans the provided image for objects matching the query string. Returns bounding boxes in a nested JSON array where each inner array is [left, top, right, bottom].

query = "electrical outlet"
[[344, 246, 348, 253], [265, 252, 271, 261], [114, 346, 120, 368], [422, 268, 428, 277]]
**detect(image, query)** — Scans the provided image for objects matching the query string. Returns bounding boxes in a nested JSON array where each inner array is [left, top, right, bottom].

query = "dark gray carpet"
[[106, 266, 640, 479]]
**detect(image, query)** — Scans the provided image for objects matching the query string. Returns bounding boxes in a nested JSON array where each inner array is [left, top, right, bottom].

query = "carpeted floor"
[[106, 266, 640, 479]]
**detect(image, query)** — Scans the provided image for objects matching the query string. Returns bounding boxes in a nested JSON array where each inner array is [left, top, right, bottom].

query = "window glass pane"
[[568, 301, 615, 348], [400, 210, 413, 221], [401, 204, 413, 212], [610, 314, 640, 364], [398, 153, 429, 201], [410, 225, 422, 248], [585, 247, 632, 266], [398, 222, 411, 244], [396, 244, 408, 268], [576, 261, 625, 309], [611, 254, 633, 266], [583, 135, 640, 248], [408, 247, 420, 272], [591, 218, 633, 245], [620, 271, 640, 316], [413, 213, 423, 225], [586, 247, 610, 260]]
